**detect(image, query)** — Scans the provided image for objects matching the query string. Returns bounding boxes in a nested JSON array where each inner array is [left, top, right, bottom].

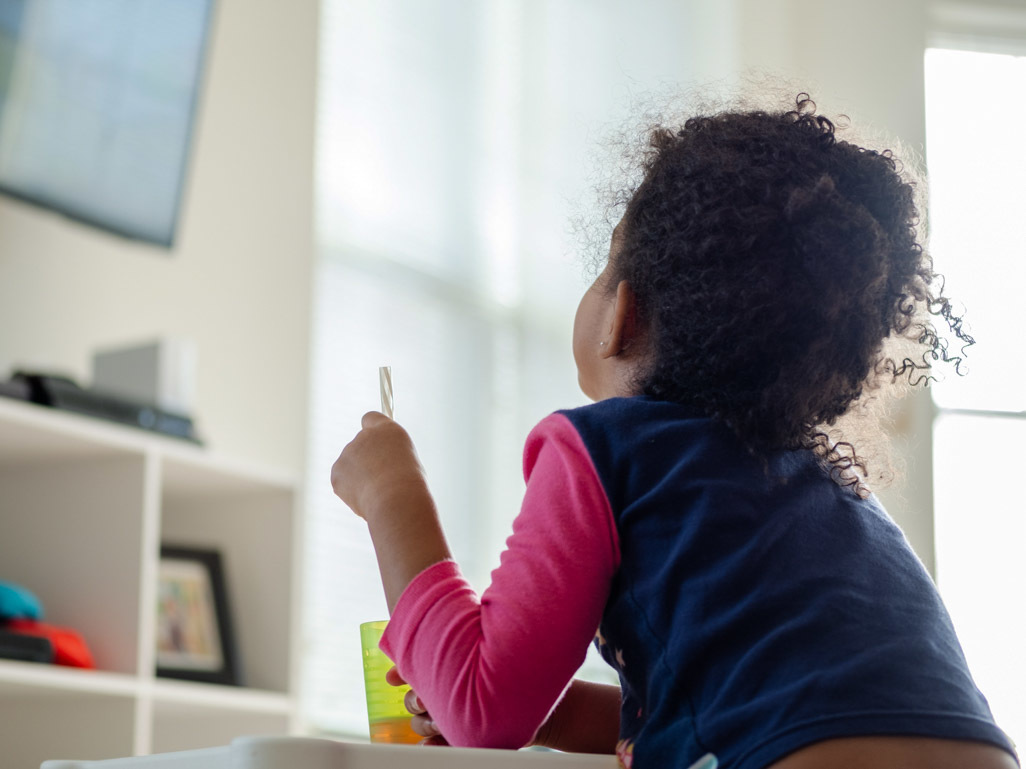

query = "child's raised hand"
[[331, 412, 450, 612], [330, 412, 430, 520], [386, 666, 448, 746]]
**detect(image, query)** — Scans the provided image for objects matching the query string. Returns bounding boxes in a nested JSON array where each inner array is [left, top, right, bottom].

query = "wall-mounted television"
[[0, 0, 214, 248]]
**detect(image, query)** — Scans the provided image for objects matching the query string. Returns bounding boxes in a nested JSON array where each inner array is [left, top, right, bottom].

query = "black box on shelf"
[[5, 372, 202, 444], [0, 630, 54, 664]]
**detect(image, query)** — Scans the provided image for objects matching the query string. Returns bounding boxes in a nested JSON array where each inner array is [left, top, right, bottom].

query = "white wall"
[[0, 0, 318, 476]]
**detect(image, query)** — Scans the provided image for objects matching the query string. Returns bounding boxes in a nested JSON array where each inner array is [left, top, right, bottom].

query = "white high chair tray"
[[41, 736, 618, 769]]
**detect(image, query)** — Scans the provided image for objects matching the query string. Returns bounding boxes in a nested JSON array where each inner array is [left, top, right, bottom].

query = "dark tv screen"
[[0, 0, 213, 247]]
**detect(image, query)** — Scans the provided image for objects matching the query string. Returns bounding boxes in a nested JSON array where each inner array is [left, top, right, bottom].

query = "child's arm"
[[532, 679, 622, 754], [332, 411, 621, 749], [395, 673, 622, 753], [330, 411, 452, 612]]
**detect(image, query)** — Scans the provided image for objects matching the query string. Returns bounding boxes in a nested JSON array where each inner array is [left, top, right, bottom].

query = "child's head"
[[584, 93, 970, 488]]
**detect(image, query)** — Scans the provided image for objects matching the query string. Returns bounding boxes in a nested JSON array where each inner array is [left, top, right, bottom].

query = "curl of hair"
[[610, 93, 972, 495]]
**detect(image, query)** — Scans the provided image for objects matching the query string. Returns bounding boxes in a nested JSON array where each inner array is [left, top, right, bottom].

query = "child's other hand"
[[386, 666, 448, 746], [330, 412, 430, 520]]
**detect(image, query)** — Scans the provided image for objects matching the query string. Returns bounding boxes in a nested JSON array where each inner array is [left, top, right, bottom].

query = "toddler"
[[331, 94, 1019, 769]]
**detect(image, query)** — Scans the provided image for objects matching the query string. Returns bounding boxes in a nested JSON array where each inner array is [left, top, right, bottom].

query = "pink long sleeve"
[[379, 412, 621, 749]]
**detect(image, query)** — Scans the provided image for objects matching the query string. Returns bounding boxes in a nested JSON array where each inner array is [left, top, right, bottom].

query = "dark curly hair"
[[609, 94, 972, 494]]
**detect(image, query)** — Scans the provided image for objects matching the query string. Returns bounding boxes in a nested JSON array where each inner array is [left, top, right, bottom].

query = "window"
[[925, 46, 1026, 747], [303, 0, 604, 735]]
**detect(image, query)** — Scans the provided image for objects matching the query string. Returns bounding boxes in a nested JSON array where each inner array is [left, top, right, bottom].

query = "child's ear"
[[602, 280, 640, 359]]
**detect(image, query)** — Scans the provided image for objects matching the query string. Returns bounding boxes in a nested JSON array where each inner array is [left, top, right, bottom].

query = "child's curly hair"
[[611, 93, 972, 494]]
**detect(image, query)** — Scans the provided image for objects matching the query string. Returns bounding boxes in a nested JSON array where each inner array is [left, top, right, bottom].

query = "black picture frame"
[[156, 545, 241, 687]]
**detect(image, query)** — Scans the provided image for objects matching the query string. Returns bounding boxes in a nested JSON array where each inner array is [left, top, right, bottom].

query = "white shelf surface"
[[0, 660, 139, 698], [0, 398, 297, 491], [150, 678, 294, 715], [0, 398, 141, 463], [161, 450, 297, 499]]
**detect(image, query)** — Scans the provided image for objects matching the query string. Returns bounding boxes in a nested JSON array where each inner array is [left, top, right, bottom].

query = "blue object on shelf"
[[0, 581, 43, 621]]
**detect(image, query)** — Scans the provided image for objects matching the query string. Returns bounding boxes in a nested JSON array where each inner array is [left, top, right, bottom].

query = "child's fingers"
[[385, 665, 406, 687], [411, 713, 440, 738], [404, 687, 427, 715]]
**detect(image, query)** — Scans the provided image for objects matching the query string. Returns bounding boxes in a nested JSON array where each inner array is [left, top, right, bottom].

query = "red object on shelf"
[[3, 619, 96, 668]]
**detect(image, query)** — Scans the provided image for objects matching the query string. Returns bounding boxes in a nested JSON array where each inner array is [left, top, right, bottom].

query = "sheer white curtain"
[[303, 0, 734, 735], [305, 0, 584, 736]]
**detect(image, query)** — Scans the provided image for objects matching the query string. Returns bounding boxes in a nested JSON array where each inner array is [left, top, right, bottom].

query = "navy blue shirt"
[[561, 396, 1017, 769]]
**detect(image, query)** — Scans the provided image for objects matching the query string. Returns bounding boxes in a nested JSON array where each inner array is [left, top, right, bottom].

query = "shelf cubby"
[[0, 398, 300, 767]]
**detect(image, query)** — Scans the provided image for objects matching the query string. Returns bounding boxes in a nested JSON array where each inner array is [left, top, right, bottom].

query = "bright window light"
[[925, 46, 1026, 749], [925, 48, 1026, 412]]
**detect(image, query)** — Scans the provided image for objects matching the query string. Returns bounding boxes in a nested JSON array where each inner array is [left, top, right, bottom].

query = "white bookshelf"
[[0, 398, 300, 768]]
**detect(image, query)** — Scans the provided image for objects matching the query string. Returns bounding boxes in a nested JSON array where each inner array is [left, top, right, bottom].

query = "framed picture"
[[156, 545, 241, 686]]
